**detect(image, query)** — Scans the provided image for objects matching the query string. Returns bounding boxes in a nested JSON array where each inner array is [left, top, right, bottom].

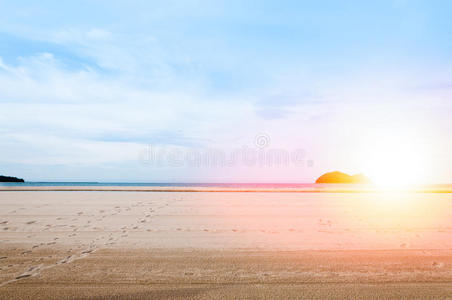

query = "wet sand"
[[1, 189, 452, 298]]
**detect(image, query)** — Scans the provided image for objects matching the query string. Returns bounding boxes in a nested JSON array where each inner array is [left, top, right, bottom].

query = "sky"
[[1, 0, 452, 183]]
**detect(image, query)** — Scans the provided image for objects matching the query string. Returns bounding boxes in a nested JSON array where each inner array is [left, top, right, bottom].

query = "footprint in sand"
[[432, 261, 444, 268], [0, 221, 8, 225], [27, 266, 39, 272], [59, 255, 73, 264]]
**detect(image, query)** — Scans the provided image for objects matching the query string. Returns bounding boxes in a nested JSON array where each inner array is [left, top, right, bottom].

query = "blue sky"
[[1, 1, 452, 182]]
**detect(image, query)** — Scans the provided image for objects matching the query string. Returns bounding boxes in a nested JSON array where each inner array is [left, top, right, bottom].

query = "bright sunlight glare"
[[361, 135, 429, 188]]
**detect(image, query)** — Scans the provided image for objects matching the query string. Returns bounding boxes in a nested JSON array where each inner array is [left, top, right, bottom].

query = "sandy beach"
[[1, 188, 452, 299]]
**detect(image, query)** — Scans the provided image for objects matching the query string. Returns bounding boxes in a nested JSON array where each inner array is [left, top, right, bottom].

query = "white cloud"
[[0, 53, 264, 169]]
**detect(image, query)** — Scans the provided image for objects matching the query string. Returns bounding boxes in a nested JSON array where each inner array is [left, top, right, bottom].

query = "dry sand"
[[1, 189, 452, 299]]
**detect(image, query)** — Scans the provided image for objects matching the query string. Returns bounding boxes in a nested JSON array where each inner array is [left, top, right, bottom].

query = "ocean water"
[[0, 182, 320, 188], [1, 182, 452, 193]]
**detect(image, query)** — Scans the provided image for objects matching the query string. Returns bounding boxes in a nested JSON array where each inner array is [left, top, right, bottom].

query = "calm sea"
[[0, 182, 320, 188], [1, 182, 452, 192]]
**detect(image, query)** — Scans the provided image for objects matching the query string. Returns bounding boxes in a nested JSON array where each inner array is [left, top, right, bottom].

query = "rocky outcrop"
[[315, 171, 371, 184], [0, 175, 25, 182]]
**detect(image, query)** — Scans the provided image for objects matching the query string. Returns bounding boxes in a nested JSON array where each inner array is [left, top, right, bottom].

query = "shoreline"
[[3, 185, 452, 193]]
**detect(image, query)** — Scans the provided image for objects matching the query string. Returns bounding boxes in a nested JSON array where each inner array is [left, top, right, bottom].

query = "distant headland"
[[0, 175, 25, 182], [315, 171, 371, 184]]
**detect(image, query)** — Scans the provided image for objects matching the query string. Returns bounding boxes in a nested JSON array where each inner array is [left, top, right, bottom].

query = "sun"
[[361, 135, 429, 188]]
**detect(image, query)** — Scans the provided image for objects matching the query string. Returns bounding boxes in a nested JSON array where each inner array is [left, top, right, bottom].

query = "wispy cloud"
[[255, 92, 321, 119]]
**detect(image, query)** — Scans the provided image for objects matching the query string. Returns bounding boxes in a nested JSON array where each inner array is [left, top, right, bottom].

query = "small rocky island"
[[0, 175, 25, 182], [315, 171, 371, 184]]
